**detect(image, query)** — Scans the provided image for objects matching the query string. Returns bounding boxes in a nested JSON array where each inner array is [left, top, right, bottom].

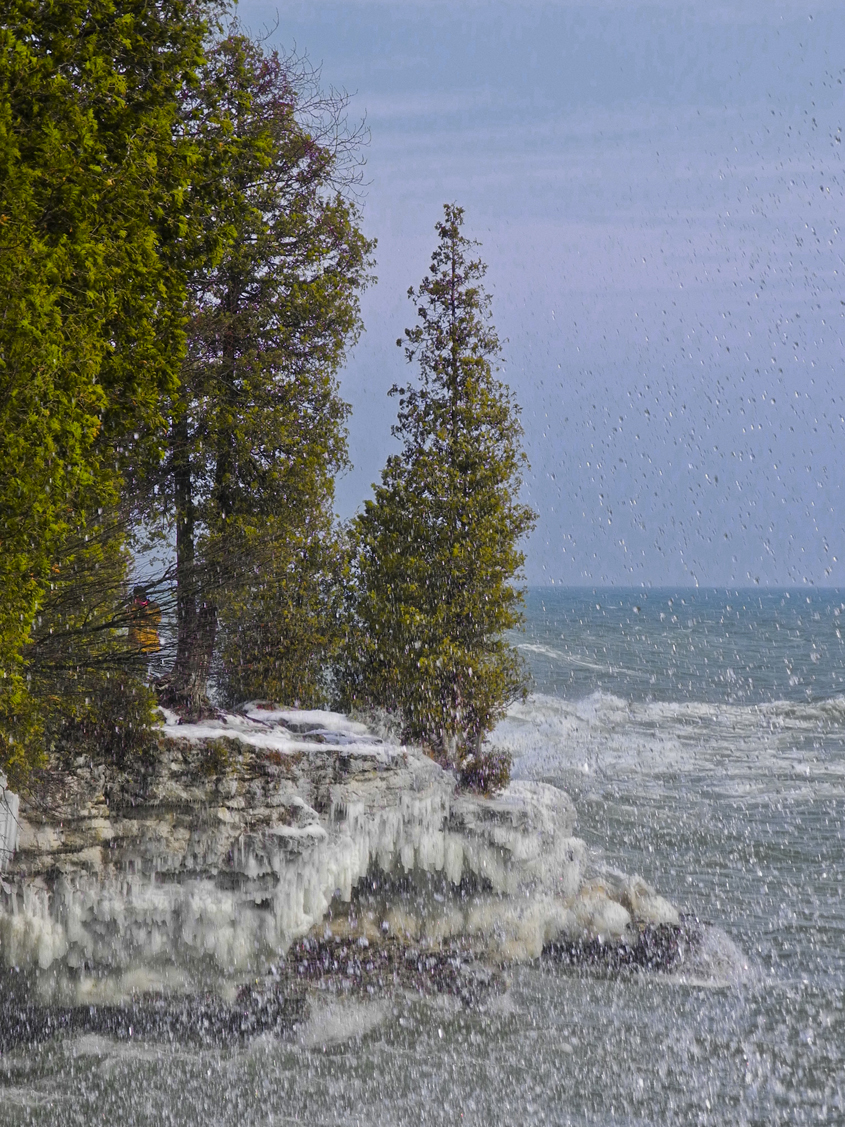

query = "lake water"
[[3, 588, 845, 1125]]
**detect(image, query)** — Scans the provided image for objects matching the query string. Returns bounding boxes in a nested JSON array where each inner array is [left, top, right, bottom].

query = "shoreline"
[[1, 704, 693, 1034]]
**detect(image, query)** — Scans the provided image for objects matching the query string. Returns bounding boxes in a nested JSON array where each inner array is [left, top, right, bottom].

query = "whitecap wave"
[[497, 691, 845, 797], [518, 644, 621, 675], [297, 997, 391, 1048]]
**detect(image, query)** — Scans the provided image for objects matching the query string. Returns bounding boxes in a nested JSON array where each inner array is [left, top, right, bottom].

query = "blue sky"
[[237, 0, 845, 586]]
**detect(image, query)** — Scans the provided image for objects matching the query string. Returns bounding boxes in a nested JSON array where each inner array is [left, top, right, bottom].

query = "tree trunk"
[[179, 600, 218, 719], [173, 405, 196, 672], [157, 405, 219, 720], [158, 602, 218, 721], [214, 278, 240, 523]]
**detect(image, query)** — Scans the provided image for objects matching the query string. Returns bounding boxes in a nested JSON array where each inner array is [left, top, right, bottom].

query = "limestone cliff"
[[0, 706, 680, 999]]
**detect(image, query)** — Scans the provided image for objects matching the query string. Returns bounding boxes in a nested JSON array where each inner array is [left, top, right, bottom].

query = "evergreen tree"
[[0, 0, 215, 781], [217, 519, 348, 708], [347, 205, 536, 777], [155, 31, 374, 717], [23, 510, 160, 779]]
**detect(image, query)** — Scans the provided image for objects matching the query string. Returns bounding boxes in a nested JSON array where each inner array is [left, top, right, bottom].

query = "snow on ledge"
[[157, 705, 395, 759]]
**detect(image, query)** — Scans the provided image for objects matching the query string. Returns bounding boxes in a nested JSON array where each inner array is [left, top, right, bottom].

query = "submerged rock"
[[544, 916, 704, 974], [0, 983, 308, 1052], [280, 934, 505, 1008]]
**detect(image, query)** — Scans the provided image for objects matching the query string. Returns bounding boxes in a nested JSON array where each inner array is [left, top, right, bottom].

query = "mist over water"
[[4, 589, 845, 1125]]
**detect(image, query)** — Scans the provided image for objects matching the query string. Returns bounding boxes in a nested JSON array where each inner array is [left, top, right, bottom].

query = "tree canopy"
[[154, 30, 374, 717], [0, 0, 215, 781], [0, 8, 532, 795], [346, 204, 536, 770]]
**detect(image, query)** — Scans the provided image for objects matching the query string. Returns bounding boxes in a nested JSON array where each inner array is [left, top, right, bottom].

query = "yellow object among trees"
[[129, 594, 161, 653]]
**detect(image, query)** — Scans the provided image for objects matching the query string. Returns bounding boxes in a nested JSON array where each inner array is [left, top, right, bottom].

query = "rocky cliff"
[[0, 706, 682, 1004]]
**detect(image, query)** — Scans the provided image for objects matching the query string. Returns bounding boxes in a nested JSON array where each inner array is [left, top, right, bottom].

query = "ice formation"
[[0, 773, 20, 876], [0, 707, 679, 993]]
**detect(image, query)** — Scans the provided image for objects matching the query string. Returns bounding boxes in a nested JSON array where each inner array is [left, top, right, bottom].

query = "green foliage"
[[185, 33, 373, 532], [458, 746, 514, 796], [159, 30, 374, 712], [3, 510, 158, 784], [217, 520, 348, 708], [0, 0, 215, 779], [344, 205, 536, 772], [197, 737, 236, 777], [49, 673, 159, 770]]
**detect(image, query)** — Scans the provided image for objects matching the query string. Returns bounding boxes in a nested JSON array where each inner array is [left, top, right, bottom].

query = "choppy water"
[[3, 588, 845, 1125]]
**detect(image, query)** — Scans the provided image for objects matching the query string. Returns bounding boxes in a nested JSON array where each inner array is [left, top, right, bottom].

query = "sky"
[[236, 0, 845, 586]]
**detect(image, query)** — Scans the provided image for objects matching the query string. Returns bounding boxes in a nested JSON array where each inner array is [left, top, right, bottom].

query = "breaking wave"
[[497, 691, 845, 798]]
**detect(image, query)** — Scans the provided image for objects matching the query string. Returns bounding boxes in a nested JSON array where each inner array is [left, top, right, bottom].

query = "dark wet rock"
[[0, 986, 308, 1052], [543, 917, 704, 973], [278, 935, 506, 1008], [0, 937, 501, 1053]]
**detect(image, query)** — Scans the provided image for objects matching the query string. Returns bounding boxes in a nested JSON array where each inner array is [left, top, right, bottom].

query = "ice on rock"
[[616, 874, 681, 928], [0, 711, 681, 990], [0, 772, 20, 875], [447, 781, 583, 896], [570, 882, 633, 940]]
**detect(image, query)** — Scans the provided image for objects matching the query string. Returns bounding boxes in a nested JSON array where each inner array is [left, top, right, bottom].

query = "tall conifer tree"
[[156, 31, 373, 716], [0, 0, 214, 781], [348, 205, 536, 769]]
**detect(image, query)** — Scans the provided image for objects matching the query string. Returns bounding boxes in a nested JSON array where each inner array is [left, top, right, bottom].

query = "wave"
[[496, 691, 845, 796], [505, 688, 845, 734], [517, 644, 621, 675], [666, 925, 754, 989], [516, 644, 639, 676]]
